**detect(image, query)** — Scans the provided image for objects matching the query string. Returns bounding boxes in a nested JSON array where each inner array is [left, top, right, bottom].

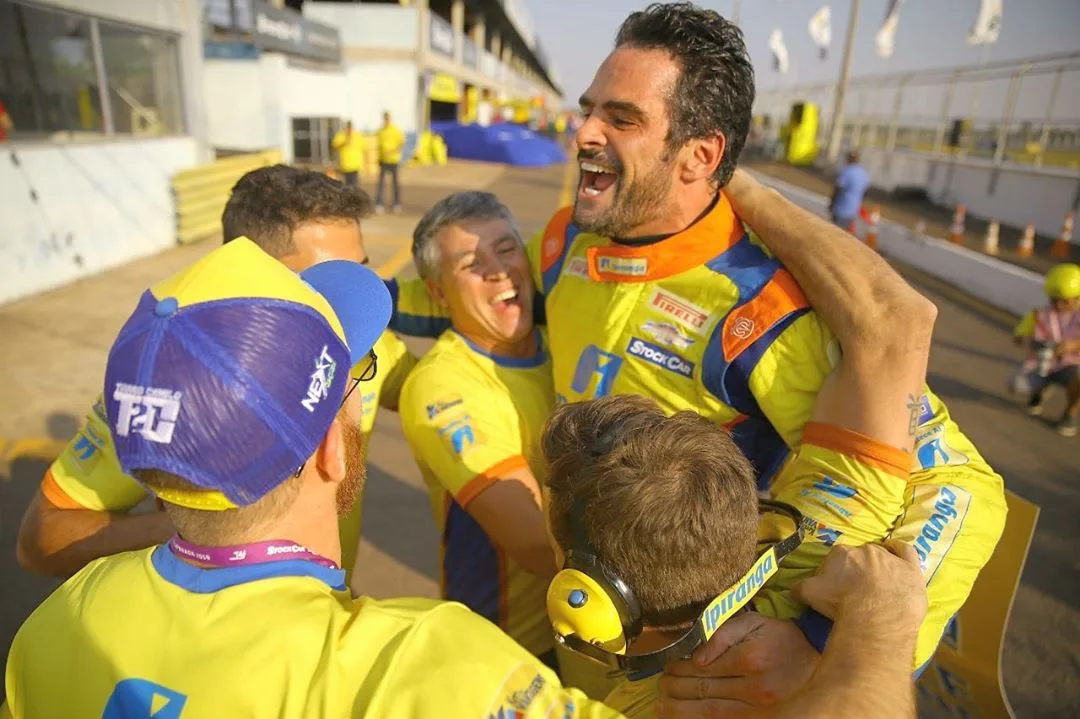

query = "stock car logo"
[[626, 337, 695, 379], [642, 320, 694, 350]]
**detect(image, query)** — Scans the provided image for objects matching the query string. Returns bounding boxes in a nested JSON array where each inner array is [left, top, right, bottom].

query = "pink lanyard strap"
[[168, 535, 340, 570]]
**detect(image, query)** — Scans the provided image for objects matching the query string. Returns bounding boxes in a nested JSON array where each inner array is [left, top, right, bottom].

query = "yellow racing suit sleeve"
[[374, 332, 417, 411], [1013, 309, 1036, 339], [756, 423, 911, 623], [891, 393, 1007, 671], [746, 314, 1007, 673], [41, 395, 147, 512], [385, 278, 451, 338]]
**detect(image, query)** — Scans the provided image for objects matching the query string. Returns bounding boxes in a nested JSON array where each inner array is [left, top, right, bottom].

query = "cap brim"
[[300, 261, 392, 365]]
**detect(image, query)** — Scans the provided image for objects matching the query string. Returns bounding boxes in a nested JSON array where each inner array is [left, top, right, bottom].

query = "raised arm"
[[724, 169, 937, 451]]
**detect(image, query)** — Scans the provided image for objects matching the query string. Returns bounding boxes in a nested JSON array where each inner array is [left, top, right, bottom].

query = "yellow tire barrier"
[[171, 150, 283, 245]]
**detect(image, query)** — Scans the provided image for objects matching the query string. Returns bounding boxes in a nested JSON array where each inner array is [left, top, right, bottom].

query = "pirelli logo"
[[648, 289, 710, 334]]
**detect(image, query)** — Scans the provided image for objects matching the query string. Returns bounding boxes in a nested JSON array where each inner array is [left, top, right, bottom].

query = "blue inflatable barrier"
[[432, 122, 568, 167]]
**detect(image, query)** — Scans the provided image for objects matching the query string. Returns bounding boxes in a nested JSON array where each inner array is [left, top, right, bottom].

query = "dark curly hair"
[[221, 165, 373, 258], [615, 2, 755, 187]]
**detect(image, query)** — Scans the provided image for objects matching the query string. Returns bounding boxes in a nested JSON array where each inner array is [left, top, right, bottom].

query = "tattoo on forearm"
[[906, 394, 922, 436]]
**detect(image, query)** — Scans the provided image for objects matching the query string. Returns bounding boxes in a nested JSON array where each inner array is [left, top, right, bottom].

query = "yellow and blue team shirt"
[[387, 195, 1007, 672], [602, 423, 913, 719], [39, 330, 416, 578], [399, 328, 555, 659], [2, 545, 624, 718]]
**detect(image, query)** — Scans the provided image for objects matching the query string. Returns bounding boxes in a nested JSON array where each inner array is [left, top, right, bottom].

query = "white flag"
[[808, 6, 831, 60], [875, 0, 905, 59], [968, 0, 1003, 45], [769, 29, 789, 74]]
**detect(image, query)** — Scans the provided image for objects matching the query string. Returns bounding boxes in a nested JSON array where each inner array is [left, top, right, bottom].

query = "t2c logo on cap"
[[113, 383, 182, 444]]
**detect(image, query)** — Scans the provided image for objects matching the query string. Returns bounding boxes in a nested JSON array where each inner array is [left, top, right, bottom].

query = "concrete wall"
[[856, 148, 1080, 241], [346, 61, 420, 135], [305, 2, 419, 50], [202, 54, 420, 159], [754, 171, 1046, 317], [203, 60, 269, 152], [0, 137, 198, 305]]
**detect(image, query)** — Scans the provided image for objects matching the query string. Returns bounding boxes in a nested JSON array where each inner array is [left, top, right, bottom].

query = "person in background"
[[0, 98, 13, 142], [1011, 262, 1080, 436], [331, 120, 364, 188], [829, 149, 871, 232], [375, 111, 405, 214]]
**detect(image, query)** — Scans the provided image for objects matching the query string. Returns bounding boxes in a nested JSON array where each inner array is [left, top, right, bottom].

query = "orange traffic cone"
[[1050, 211, 1074, 259], [864, 205, 881, 250], [949, 205, 967, 245], [1016, 223, 1035, 257], [982, 220, 1000, 256]]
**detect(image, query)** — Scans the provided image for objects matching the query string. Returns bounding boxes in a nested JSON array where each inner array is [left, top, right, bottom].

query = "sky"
[[528, 0, 1080, 121]]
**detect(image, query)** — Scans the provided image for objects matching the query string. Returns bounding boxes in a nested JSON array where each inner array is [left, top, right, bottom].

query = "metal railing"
[[755, 52, 1080, 171]]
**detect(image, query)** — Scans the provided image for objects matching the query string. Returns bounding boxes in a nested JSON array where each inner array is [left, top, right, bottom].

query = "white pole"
[[826, 0, 861, 164], [966, 42, 992, 154]]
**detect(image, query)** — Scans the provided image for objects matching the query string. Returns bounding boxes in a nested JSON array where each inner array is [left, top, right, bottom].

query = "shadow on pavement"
[[926, 371, 1019, 415], [1, 455, 65, 705], [358, 460, 438, 583], [929, 338, 1022, 370]]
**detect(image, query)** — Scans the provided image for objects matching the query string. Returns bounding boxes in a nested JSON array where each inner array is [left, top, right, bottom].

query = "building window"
[[98, 20, 184, 135], [0, 1, 103, 137], [0, 0, 184, 140]]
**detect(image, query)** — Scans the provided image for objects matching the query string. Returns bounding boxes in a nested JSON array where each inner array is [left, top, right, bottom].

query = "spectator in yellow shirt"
[[375, 111, 405, 214], [331, 121, 364, 188]]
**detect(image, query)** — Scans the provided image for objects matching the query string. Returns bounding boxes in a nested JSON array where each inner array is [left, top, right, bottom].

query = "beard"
[[573, 150, 676, 238], [335, 422, 367, 517]]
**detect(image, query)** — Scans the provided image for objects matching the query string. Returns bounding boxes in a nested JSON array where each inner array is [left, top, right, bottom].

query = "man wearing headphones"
[[540, 174, 938, 717]]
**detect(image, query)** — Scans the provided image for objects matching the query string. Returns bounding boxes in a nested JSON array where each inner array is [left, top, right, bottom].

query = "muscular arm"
[[466, 464, 558, 578], [16, 490, 173, 578], [725, 168, 937, 451]]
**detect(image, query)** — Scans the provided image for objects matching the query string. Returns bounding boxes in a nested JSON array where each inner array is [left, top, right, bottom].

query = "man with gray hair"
[[398, 191, 611, 689]]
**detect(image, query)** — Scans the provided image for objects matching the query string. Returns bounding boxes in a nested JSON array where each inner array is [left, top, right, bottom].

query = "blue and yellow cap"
[[103, 238, 391, 510]]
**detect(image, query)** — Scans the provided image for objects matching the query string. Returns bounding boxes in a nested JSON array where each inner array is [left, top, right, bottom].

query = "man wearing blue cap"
[[2, 239, 628, 717]]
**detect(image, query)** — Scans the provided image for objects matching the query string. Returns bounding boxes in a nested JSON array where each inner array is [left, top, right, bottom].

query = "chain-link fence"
[[755, 51, 1080, 171]]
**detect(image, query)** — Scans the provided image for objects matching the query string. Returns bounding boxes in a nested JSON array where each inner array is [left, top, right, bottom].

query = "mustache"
[[577, 149, 622, 173]]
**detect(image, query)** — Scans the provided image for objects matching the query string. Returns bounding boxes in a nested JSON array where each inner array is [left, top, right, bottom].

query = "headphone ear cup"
[[547, 568, 629, 654]]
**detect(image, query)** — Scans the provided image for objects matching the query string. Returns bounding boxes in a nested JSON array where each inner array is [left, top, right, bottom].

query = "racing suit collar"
[[587, 193, 743, 283], [612, 194, 719, 247]]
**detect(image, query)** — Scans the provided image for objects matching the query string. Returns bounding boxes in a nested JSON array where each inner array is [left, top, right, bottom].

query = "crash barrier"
[[172, 150, 283, 245], [754, 172, 1046, 317]]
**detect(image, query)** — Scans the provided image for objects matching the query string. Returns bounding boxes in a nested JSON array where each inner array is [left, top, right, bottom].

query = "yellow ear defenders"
[[546, 500, 806, 674]]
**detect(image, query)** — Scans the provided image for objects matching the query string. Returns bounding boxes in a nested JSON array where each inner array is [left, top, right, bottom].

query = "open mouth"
[[490, 287, 521, 311], [580, 161, 618, 198]]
